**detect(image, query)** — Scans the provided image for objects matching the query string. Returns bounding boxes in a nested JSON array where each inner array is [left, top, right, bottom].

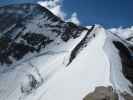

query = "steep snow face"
[[0, 3, 86, 72], [34, 25, 112, 100], [0, 23, 111, 100], [0, 30, 90, 100], [28, 25, 132, 100]]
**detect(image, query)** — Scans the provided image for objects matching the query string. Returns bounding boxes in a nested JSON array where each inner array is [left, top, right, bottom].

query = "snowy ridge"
[[0, 3, 133, 100], [104, 30, 133, 93], [109, 26, 133, 45]]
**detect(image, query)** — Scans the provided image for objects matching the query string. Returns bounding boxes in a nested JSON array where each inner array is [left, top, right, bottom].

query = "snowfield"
[[0, 24, 132, 100]]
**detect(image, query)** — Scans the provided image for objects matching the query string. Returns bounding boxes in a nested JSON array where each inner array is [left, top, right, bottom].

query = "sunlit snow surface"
[[34, 26, 111, 100], [0, 25, 133, 100]]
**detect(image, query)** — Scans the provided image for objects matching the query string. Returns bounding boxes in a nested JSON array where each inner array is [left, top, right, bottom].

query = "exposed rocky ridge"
[[67, 25, 95, 65], [0, 3, 86, 66], [83, 86, 133, 100]]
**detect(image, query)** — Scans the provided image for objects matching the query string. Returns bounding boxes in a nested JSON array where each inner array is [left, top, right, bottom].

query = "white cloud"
[[38, 0, 66, 20], [38, 0, 80, 25], [67, 12, 80, 25]]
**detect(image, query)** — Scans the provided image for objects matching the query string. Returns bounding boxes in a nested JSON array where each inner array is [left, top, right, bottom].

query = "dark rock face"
[[22, 33, 53, 51], [67, 25, 95, 65], [61, 22, 85, 42], [0, 33, 53, 65], [0, 3, 63, 37], [127, 37, 133, 42], [113, 41, 133, 84], [0, 3, 86, 66], [83, 86, 119, 100]]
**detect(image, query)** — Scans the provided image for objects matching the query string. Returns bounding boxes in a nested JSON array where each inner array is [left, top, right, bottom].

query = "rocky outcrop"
[[83, 86, 119, 100], [0, 3, 86, 66], [0, 33, 53, 65], [61, 22, 85, 42], [121, 92, 133, 100], [67, 25, 95, 65], [113, 41, 133, 84]]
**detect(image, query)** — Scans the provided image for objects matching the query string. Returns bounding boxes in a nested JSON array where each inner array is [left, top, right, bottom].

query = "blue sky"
[[63, 0, 133, 27], [0, 0, 132, 28]]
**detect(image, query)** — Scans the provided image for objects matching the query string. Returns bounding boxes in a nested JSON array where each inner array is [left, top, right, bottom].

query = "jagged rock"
[[83, 86, 119, 100], [21, 74, 39, 94], [0, 3, 86, 65], [67, 25, 94, 65], [61, 22, 84, 42]]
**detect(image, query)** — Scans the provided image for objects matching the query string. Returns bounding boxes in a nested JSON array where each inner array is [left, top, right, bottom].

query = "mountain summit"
[[0, 3, 133, 100]]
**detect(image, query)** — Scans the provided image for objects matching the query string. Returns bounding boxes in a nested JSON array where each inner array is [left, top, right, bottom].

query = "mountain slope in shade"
[[0, 3, 133, 100]]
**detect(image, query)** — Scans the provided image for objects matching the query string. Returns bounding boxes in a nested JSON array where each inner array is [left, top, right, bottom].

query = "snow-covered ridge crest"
[[108, 26, 133, 41], [0, 3, 133, 100]]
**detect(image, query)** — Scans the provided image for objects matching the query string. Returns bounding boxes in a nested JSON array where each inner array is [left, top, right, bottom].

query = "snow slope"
[[0, 3, 133, 100], [104, 32, 132, 94], [32, 25, 111, 100], [21, 25, 133, 100]]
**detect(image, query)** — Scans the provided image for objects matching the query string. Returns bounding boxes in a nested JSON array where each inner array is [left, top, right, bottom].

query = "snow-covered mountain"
[[0, 3, 133, 100]]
